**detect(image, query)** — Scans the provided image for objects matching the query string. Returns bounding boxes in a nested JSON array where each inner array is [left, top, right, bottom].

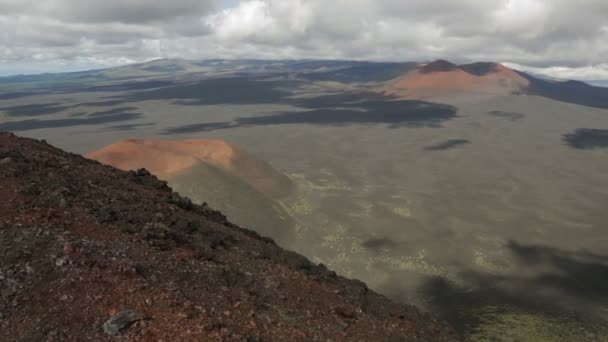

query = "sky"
[[0, 0, 607, 80]]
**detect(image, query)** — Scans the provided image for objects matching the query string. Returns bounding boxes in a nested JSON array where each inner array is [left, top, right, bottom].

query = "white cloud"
[[206, 0, 315, 44], [505, 63, 608, 81], [0, 0, 607, 79]]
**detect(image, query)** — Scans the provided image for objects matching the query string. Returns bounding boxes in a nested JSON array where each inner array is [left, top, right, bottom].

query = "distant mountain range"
[[2, 58, 608, 109], [587, 80, 608, 88]]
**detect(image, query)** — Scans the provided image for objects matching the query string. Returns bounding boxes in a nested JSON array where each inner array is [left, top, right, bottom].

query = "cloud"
[[3, 0, 214, 24], [60, 0, 210, 23], [0, 0, 607, 79], [202, 0, 608, 77], [505, 63, 608, 81]]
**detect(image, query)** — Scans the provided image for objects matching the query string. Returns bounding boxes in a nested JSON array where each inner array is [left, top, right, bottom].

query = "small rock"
[[170, 192, 193, 210], [55, 257, 67, 267], [63, 243, 75, 254], [103, 310, 144, 335], [59, 294, 69, 301], [334, 306, 357, 319], [0, 157, 12, 165], [46, 329, 68, 341], [25, 265, 35, 274], [136, 168, 151, 177]]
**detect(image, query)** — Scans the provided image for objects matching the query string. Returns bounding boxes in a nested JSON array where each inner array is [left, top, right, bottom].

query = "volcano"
[[387, 60, 530, 98], [86, 138, 293, 199], [86, 139, 296, 243]]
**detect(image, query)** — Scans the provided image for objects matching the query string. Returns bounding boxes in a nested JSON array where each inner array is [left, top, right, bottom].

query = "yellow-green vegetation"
[[271, 170, 608, 342], [376, 199, 413, 219], [371, 250, 450, 278], [348, 200, 373, 218], [275, 192, 314, 243], [292, 197, 313, 215], [472, 249, 513, 274], [318, 224, 369, 277], [279, 196, 313, 216], [317, 223, 459, 282], [278, 176, 607, 342], [392, 205, 412, 218], [468, 308, 607, 342], [274, 200, 309, 244], [288, 173, 352, 192], [278, 172, 353, 243], [476, 234, 507, 246], [321, 224, 348, 244], [280, 172, 456, 282]]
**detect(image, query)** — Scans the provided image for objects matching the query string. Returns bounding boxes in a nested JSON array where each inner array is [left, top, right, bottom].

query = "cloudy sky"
[[1, 0, 607, 80]]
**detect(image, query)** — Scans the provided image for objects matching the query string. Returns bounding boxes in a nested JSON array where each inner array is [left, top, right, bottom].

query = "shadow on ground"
[[119, 76, 298, 105], [163, 100, 458, 134], [104, 123, 155, 131], [424, 139, 471, 151], [382, 241, 608, 335], [80, 80, 179, 93], [0, 103, 70, 117], [563, 129, 608, 150], [79, 100, 128, 107], [0, 91, 38, 100], [88, 107, 139, 117], [0, 108, 142, 132], [487, 110, 525, 122]]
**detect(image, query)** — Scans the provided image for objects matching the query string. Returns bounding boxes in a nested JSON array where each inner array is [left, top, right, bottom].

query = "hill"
[[86, 138, 293, 199], [86, 138, 296, 243], [0, 132, 458, 341], [383, 59, 608, 109]]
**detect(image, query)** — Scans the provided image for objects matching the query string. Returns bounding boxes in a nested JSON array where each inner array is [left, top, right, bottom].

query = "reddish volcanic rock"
[[86, 138, 293, 199]]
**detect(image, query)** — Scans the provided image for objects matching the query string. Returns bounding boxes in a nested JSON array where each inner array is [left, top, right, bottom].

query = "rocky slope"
[[0, 132, 459, 341]]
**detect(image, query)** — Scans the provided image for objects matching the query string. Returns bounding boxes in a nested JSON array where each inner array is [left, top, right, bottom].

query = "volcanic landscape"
[[2, 58, 608, 340]]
